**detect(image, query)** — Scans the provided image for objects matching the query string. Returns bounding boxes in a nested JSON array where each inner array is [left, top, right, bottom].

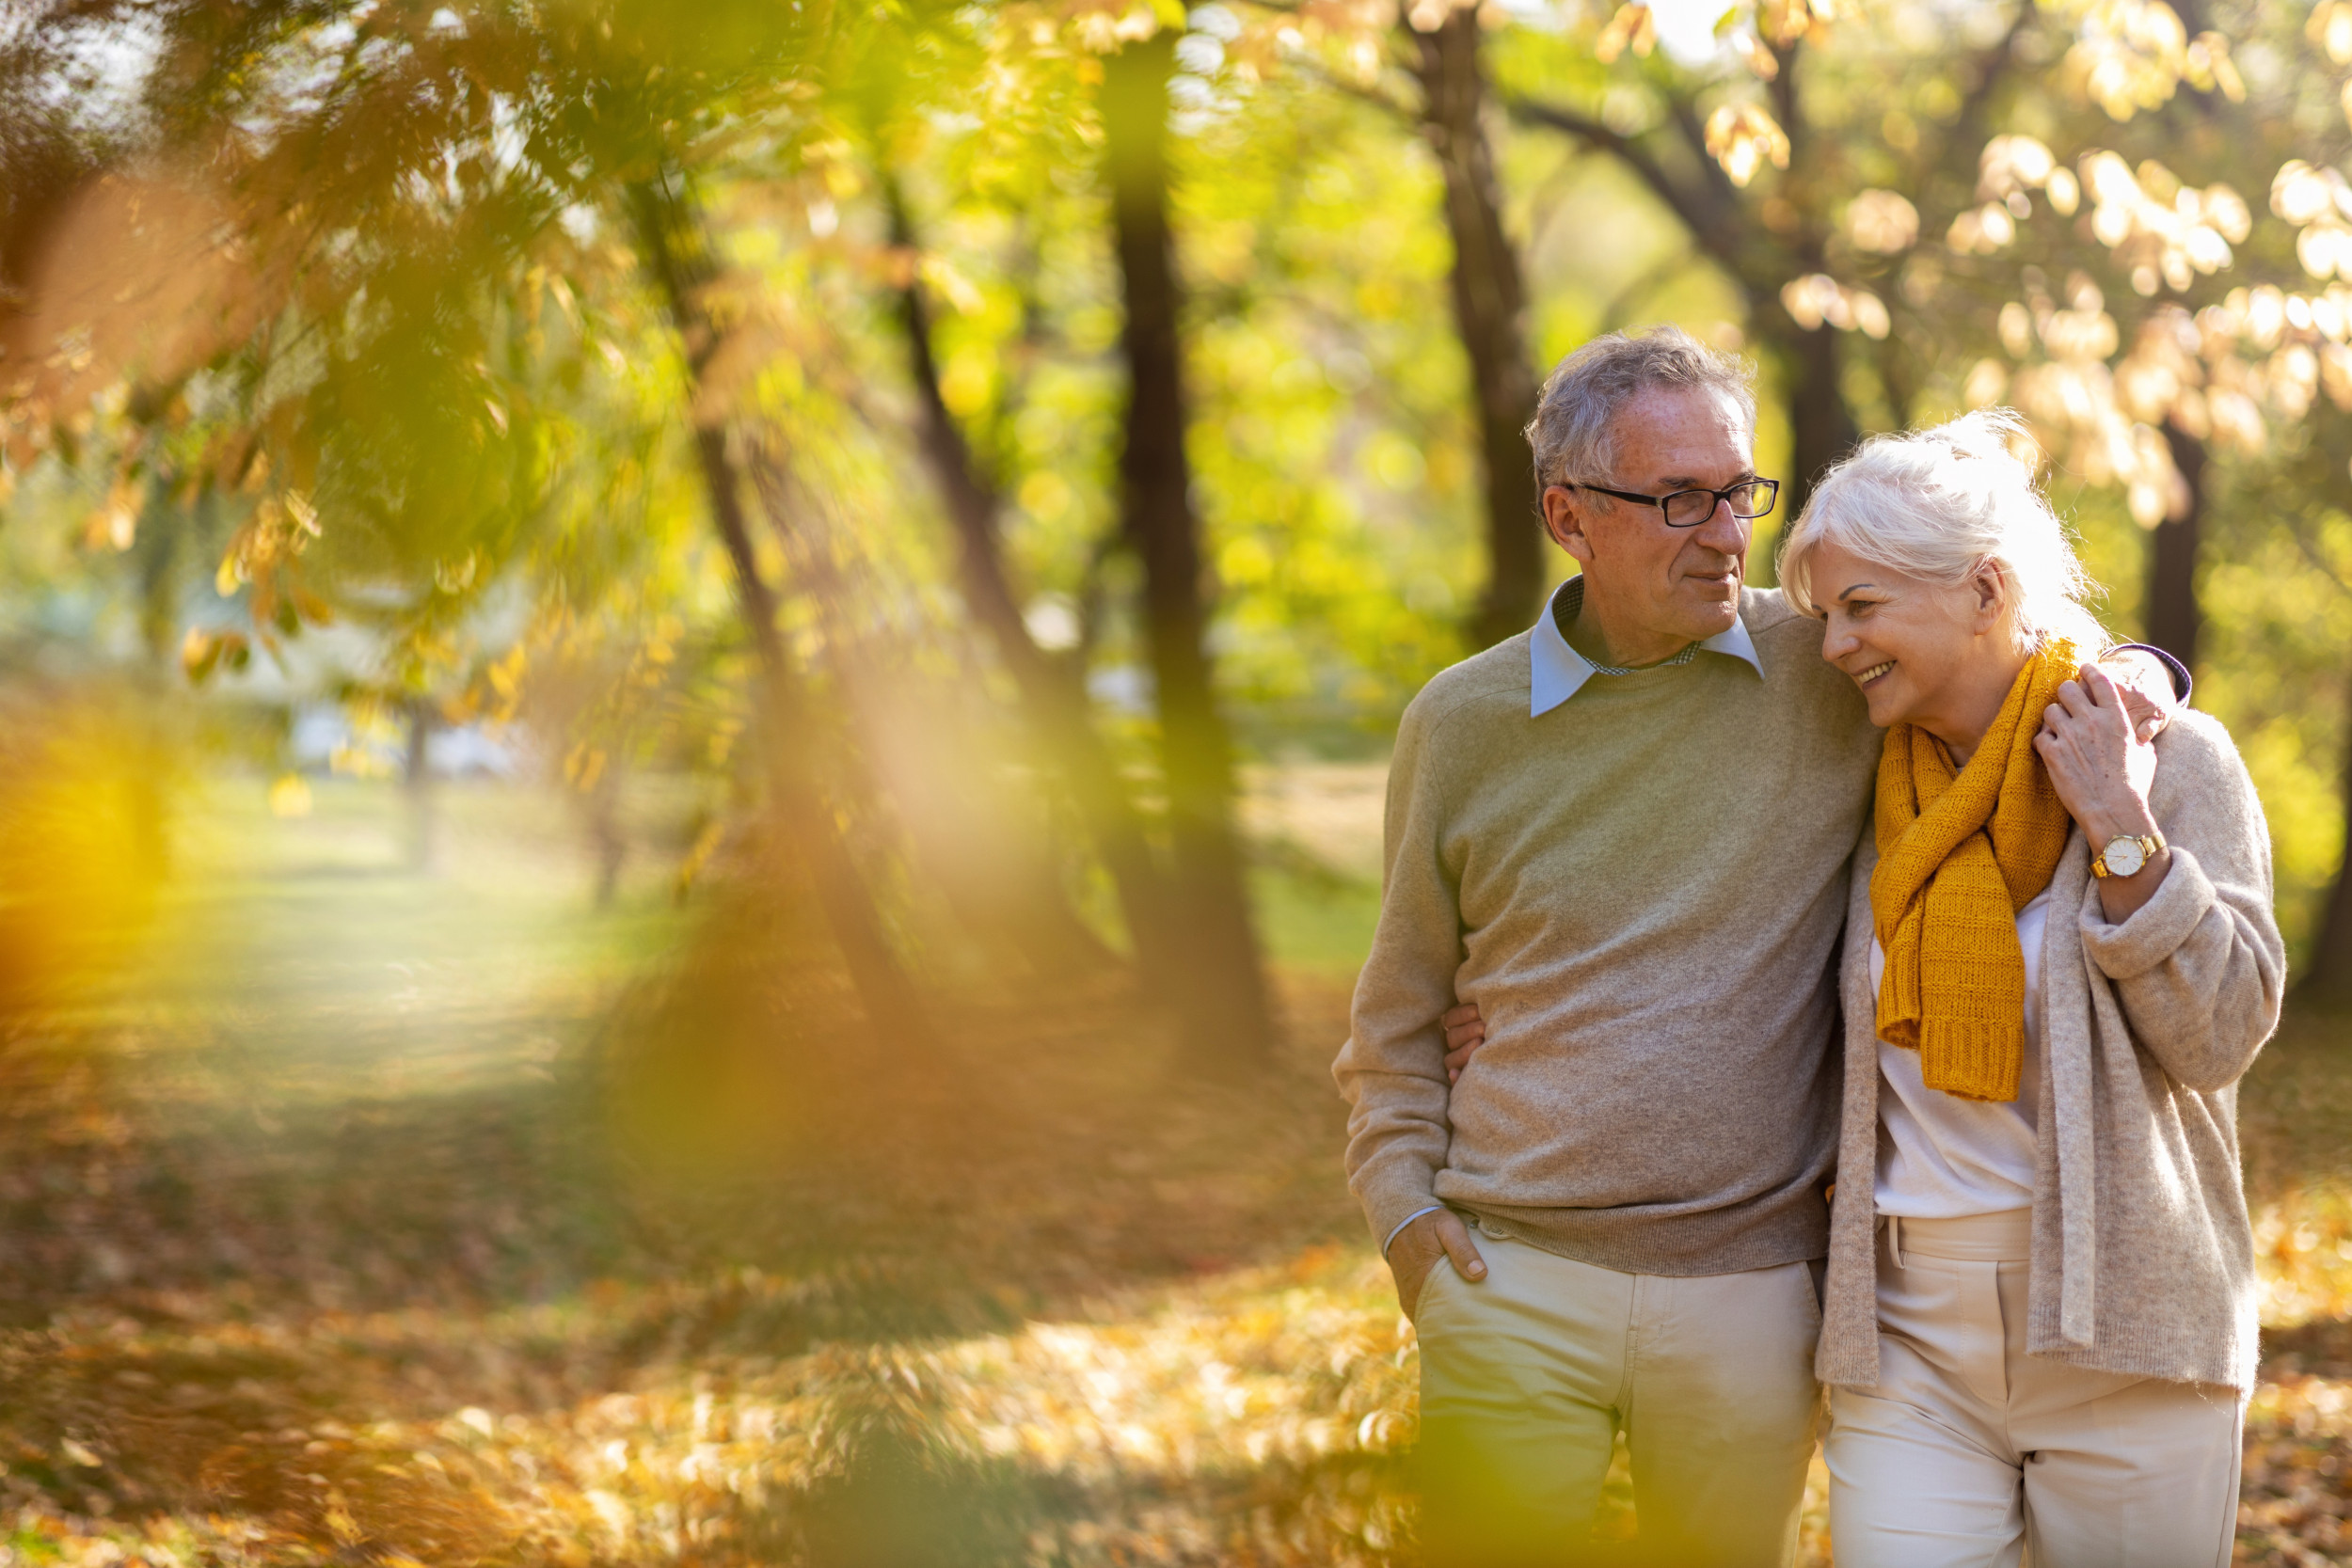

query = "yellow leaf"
[[1846, 189, 1918, 254], [81, 477, 139, 552], [487, 644, 527, 698], [917, 255, 987, 315], [564, 744, 608, 792], [1704, 103, 1789, 188], [323, 1491, 361, 1544], [2312, 0, 2352, 64], [269, 774, 312, 818], [1594, 2, 1655, 62], [1728, 30, 1778, 79], [284, 489, 321, 538]]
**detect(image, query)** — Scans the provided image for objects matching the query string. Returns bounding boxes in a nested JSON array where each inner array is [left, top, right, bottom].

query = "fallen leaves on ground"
[[7, 897, 2352, 1562]]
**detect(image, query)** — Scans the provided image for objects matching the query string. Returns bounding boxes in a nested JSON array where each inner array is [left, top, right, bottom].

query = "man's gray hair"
[[1525, 325, 1758, 490]]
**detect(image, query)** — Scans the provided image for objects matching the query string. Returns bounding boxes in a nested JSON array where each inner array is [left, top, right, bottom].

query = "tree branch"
[[1931, 6, 2032, 209], [1506, 96, 1745, 276], [1288, 53, 1416, 120], [1657, 88, 1755, 252]]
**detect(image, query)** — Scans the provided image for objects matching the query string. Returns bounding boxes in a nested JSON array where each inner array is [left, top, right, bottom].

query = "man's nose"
[[1694, 496, 1747, 549]]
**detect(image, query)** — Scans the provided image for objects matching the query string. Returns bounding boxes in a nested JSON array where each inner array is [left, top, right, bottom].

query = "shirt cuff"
[[2112, 642, 2192, 704], [1382, 1206, 1446, 1257], [2079, 843, 2217, 981]]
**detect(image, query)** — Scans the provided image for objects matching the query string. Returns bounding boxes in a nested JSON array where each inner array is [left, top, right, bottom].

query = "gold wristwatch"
[[2091, 829, 2167, 879]]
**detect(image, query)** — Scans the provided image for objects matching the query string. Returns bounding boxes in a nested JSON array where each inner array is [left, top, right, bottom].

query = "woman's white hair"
[[1779, 408, 2107, 654]]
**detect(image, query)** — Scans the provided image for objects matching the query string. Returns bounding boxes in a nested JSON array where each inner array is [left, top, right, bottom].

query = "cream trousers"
[[1825, 1210, 2242, 1568], [1414, 1220, 1822, 1568]]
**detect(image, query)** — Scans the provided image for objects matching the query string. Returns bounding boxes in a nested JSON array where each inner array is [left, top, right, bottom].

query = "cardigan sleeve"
[[2076, 715, 2285, 1093]]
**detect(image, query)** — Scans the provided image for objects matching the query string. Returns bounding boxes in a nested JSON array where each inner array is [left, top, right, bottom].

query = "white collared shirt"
[[1529, 576, 1765, 717]]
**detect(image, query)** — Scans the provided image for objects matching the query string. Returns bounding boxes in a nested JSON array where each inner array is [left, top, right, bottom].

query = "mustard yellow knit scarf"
[[1870, 643, 2078, 1102]]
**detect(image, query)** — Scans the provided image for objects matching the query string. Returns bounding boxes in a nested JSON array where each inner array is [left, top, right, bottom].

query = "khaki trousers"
[[1415, 1221, 1822, 1568], [1825, 1211, 2242, 1568]]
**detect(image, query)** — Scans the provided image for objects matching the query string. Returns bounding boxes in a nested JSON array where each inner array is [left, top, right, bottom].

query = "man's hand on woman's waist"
[[1443, 1001, 1486, 1081]]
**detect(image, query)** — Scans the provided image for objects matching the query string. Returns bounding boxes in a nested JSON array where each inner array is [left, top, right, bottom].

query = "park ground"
[[2, 768, 2351, 1566]]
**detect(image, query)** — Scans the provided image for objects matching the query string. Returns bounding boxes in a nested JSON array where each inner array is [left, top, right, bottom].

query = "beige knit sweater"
[[1815, 709, 2287, 1392], [1335, 586, 1880, 1275]]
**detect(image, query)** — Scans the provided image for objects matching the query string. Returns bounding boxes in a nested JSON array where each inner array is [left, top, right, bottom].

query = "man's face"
[[1541, 387, 1756, 646]]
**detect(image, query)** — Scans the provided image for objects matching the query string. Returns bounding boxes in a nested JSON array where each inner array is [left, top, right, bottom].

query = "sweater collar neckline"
[[1529, 576, 1764, 717]]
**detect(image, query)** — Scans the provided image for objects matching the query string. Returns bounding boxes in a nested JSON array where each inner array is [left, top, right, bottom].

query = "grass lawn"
[[0, 770, 2346, 1564]]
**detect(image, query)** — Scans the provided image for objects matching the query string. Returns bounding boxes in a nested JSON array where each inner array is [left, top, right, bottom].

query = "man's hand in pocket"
[[1390, 1208, 1487, 1318]]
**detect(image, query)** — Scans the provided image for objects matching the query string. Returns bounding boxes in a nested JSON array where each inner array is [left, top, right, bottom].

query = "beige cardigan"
[[1815, 710, 2287, 1393]]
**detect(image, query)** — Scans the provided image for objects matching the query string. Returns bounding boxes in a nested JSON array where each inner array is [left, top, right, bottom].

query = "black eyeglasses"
[[1568, 478, 1780, 528]]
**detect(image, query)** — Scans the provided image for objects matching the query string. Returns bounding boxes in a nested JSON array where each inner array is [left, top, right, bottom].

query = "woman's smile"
[[1854, 659, 1896, 689]]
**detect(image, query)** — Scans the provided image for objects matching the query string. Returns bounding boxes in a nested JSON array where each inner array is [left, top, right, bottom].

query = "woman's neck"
[[1921, 644, 2032, 768]]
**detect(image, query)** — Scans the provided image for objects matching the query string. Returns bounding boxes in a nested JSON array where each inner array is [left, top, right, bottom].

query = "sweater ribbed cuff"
[[1359, 1167, 1445, 1258], [2080, 845, 2216, 981]]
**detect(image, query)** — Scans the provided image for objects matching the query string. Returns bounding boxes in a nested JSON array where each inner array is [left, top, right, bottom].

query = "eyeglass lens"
[[1662, 481, 1775, 526]]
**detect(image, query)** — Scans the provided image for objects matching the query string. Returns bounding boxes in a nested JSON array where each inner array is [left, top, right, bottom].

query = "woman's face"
[[1807, 538, 2010, 735]]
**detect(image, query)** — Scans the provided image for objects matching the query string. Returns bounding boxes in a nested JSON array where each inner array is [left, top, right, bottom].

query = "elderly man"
[[1332, 326, 2180, 1568]]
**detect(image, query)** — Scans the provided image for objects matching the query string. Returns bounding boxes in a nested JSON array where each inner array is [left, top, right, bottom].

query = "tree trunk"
[[628, 177, 934, 1053], [2147, 420, 2205, 674], [1774, 317, 1859, 529], [2304, 663, 2352, 1005], [130, 472, 181, 883], [1407, 9, 1545, 651], [1103, 35, 1276, 1072], [1763, 45, 1856, 531], [737, 424, 1119, 983], [885, 182, 1174, 986], [0, 141, 90, 346], [404, 696, 436, 873], [587, 763, 626, 909]]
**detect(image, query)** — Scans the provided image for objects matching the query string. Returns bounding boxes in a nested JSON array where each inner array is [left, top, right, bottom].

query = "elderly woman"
[[1773, 408, 2282, 1566]]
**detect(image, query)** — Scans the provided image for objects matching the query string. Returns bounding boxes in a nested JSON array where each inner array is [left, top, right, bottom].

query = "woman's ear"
[[1968, 559, 2010, 635]]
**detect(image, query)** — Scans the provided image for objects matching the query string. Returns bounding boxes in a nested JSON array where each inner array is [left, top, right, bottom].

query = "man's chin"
[[1674, 587, 1742, 634]]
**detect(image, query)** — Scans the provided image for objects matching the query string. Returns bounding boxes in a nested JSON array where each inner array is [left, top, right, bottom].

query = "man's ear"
[[1542, 485, 1596, 565]]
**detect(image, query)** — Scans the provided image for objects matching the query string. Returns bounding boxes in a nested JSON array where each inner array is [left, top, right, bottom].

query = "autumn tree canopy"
[[8, 0, 2352, 1006]]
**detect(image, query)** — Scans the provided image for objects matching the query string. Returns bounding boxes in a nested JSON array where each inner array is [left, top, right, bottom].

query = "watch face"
[[2104, 836, 2147, 877]]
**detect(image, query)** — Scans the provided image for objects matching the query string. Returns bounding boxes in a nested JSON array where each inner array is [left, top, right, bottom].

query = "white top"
[[1868, 889, 2050, 1218]]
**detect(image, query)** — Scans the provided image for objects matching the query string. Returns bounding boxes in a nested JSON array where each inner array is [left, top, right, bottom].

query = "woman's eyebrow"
[[1836, 583, 1880, 602]]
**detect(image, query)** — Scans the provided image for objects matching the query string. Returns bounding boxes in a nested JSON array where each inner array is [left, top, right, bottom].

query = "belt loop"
[[1889, 1214, 1906, 1269]]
